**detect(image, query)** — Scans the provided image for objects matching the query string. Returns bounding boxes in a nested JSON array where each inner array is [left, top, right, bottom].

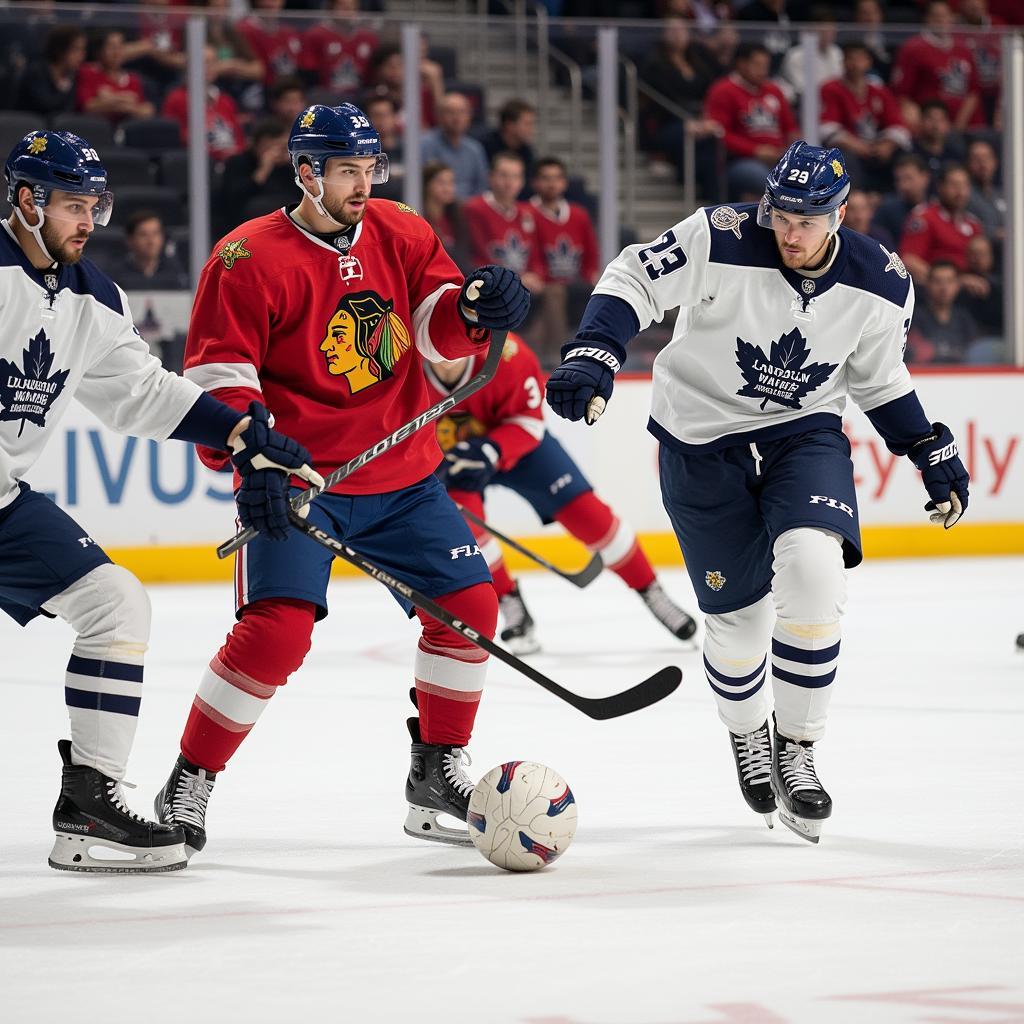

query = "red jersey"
[[900, 201, 984, 269], [703, 73, 797, 158], [890, 34, 982, 125], [184, 200, 489, 494], [237, 15, 305, 83], [426, 333, 545, 471], [529, 198, 599, 285], [162, 87, 243, 163], [302, 23, 378, 92], [75, 64, 147, 120], [463, 193, 545, 279], [819, 77, 909, 147]]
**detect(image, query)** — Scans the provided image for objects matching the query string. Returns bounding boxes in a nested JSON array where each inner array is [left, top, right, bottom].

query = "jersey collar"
[[423, 358, 474, 396], [776, 231, 850, 303], [281, 206, 364, 253]]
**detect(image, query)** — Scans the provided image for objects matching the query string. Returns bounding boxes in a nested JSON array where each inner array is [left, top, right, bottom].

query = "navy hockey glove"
[[230, 402, 325, 541], [908, 422, 970, 529], [459, 265, 531, 331], [437, 437, 502, 492], [545, 341, 621, 424]]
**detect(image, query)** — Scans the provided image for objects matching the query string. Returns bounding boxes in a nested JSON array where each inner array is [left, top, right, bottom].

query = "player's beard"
[[775, 231, 831, 271], [323, 191, 368, 227], [40, 218, 88, 265]]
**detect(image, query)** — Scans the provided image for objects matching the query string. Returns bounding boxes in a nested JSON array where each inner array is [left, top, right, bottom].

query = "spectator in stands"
[[365, 94, 404, 175], [955, 233, 1003, 340], [422, 161, 470, 271], [843, 189, 894, 247], [128, 0, 187, 91], [848, 0, 894, 80], [912, 99, 966, 179], [873, 153, 932, 245], [820, 41, 910, 192], [237, 0, 304, 86], [14, 25, 86, 118], [76, 29, 155, 124], [906, 261, 978, 364], [303, 0, 378, 96], [106, 210, 189, 291], [704, 42, 798, 200], [162, 45, 244, 164], [268, 75, 308, 126], [957, 0, 1003, 122], [421, 92, 490, 199], [778, 10, 842, 105], [204, 0, 266, 116], [482, 100, 538, 179], [528, 156, 600, 362], [891, 0, 983, 131], [366, 43, 437, 129], [901, 163, 984, 283], [218, 116, 293, 234], [463, 151, 546, 295], [965, 137, 1005, 241], [736, 0, 797, 73]]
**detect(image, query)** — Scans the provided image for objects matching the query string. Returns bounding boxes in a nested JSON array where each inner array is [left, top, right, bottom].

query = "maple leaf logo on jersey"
[[319, 290, 411, 395], [735, 328, 838, 411], [218, 237, 251, 270], [546, 238, 581, 280], [491, 234, 529, 274], [0, 330, 70, 436]]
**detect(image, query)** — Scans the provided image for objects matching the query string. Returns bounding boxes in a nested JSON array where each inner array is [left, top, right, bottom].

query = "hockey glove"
[[545, 340, 622, 424], [907, 422, 970, 529], [459, 265, 531, 331], [230, 401, 325, 541], [436, 437, 501, 492]]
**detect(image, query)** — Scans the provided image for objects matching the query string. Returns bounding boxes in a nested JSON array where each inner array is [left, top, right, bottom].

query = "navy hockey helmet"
[[758, 141, 851, 233], [5, 130, 113, 226], [288, 103, 389, 184]]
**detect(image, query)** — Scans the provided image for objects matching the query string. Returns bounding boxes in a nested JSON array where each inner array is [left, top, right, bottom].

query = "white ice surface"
[[3, 558, 1023, 1023]]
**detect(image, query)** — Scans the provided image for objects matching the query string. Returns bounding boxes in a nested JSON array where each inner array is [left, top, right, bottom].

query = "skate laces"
[[642, 582, 690, 632], [779, 741, 821, 793], [733, 729, 772, 784], [170, 767, 214, 829], [105, 780, 148, 824], [442, 748, 474, 798]]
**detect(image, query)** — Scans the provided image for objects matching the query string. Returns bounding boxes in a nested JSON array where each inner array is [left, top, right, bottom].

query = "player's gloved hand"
[[459, 265, 531, 331], [907, 422, 970, 529], [436, 436, 501, 492], [545, 340, 622, 424], [230, 401, 325, 541]]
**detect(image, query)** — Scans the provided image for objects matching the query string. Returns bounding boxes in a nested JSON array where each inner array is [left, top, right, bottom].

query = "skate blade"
[[763, 812, 775, 830], [404, 804, 474, 847], [49, 833, 188, 872], [777, 809, 822, 844]]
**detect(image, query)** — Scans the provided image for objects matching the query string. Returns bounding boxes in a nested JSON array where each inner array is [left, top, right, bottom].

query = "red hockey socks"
[[181, 598, 316, 772], [414, 582, 498, 747], [448, 488, 515, 597], [554, 491, 656, 591]]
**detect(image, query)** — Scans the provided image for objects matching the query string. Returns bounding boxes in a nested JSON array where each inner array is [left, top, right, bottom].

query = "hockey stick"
[[287, 512, 682, 720], [216, 319, 507, 559], [458, 505, 603, 588]]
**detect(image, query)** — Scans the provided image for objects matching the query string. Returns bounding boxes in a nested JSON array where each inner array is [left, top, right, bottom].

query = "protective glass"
[[757, 196, 841, 235], [37, 185, 114, 227]]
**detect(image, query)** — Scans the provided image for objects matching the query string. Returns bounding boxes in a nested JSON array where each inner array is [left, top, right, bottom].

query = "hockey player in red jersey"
[[154, 103, 531, 855], [428, 333, 696, 654]]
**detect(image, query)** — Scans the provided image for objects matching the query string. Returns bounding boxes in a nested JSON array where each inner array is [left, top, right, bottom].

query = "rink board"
[[21, 370, 1024, 581]]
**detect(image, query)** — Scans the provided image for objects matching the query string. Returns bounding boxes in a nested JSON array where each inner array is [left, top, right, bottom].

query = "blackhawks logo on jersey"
[[0, 330, 70, 436], [436, 411, 486, 452], [218, 237, 251, 270], [319, 290, 411, 395], [735, 327, 838, 411]]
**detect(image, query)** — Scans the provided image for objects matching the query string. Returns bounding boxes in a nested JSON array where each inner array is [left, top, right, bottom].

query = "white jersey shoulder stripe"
[[185, 362, 261, 393]]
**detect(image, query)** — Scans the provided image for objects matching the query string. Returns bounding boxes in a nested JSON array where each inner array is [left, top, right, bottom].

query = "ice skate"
[[499, 582, 541, 655], [1016, 632, 1024, 652], [48, 740, 187, 873], [404, 717, 475, 846], [155, 754, 217, 860], [728, 722, 776, 828], [638, 581, 697, 641], [771, 720, 832, 843]]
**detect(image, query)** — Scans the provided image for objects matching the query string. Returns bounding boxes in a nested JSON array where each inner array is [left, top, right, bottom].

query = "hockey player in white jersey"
[[546, 142, 969, 842], [0, 130, 322, 871]]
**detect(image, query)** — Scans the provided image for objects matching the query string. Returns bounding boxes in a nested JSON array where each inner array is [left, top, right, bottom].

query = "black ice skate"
[[499, 582, 541, 655], [638, 581, 697, 641], [728, 722, 776, 829], [49, 740, 187, 873], [155, 754, 217, 860], [404, 717, 475, 847], [771, 720, 832, 844], [1016, 632, 1024, 651]]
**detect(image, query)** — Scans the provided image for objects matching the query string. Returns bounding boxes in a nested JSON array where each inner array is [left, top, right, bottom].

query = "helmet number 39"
[[349, 115, 370, 129]]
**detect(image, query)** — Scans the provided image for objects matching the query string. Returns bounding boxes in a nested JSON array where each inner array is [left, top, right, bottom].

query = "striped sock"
[[771, 623, 841, 742]]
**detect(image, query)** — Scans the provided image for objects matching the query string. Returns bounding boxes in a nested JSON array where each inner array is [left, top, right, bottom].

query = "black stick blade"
[[572, 665, 683, 720]]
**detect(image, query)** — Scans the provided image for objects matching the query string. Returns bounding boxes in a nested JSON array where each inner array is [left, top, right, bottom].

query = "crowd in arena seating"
[[0, 0, 1016, 368]]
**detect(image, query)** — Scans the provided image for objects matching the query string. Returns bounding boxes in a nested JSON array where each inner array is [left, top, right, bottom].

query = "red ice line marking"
[[3, 861, 1021, 933], [815, 879, 1024, 903]]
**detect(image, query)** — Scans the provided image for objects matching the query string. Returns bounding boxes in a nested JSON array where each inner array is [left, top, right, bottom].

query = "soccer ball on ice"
[[467, 761, 577, 872]]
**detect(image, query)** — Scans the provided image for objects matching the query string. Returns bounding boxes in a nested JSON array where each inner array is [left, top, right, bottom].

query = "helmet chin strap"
[[295, 172, 346, 230], [14, 203, 56, 265]]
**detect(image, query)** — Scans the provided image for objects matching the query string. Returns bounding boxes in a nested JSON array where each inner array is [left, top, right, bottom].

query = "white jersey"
[[594, 202, 915, 451], [0, 222, 201, 510]]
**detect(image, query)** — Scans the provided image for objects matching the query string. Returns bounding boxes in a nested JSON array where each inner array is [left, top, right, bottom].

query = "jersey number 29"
[[637, 230, 687, 281]]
